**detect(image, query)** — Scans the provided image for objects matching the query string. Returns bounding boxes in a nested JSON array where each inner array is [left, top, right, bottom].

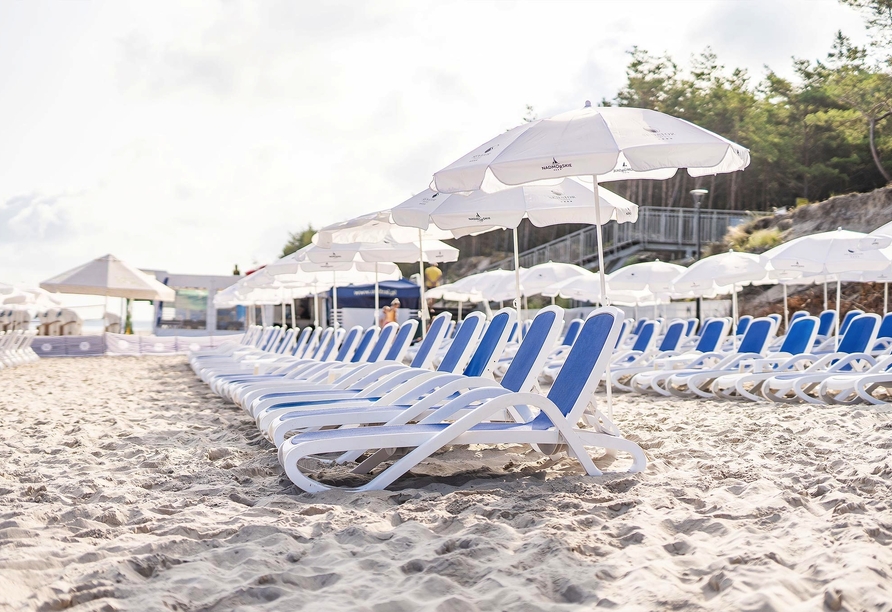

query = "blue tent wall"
[[328, 279, 421, 309]]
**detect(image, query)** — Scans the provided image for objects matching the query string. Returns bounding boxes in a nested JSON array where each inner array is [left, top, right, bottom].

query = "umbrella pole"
[[551, 295, 555, 306], [783, 283, 789, 331], [419, 230, 427, 338], [332, 271, 338, 330], [103, 294, 108, 332], [732, 286, 738, 351], [313, 284, 319, 327], [513, 228, 522, 326], [281, 296, 286, 326], [592, 175, 613, 420], [291, 296, 296, 328], [835, 279, 841, 350], [824, 281, 828, 311], [374, 262, 380, 328], [458, 300, 462, 321]]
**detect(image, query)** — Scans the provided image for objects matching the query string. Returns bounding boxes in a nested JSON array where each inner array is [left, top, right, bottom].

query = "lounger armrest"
[[826, 352, 877, 372]]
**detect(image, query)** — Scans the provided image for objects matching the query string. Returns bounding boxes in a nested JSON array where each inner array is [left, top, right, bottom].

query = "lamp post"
[[690, 188, 708, 323]]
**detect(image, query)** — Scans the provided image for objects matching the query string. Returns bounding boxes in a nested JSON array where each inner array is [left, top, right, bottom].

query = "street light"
[[690, 188, 709, 322]]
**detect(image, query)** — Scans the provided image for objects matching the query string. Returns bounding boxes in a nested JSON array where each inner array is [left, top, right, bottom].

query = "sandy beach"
[[2, 356, 891, 611]]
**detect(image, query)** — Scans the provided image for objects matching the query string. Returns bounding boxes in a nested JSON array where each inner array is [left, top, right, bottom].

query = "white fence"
[[31, 333, 243, 357]]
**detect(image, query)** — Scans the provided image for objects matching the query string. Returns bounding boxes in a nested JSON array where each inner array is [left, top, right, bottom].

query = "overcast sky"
[[0, 0, 872, 288]]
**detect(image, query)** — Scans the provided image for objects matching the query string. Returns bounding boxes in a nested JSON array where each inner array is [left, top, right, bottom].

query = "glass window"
[[158, 288, 208, 330], [216, 304, 246, 331]]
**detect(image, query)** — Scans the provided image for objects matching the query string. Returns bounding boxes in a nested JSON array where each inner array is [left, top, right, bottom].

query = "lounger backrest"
[[301, 327, 324, 359], [817, 310, 837, 336], [501, 306, 564, 392], [310, 328, 334, 360], [561, 318, 583, 347], [630, 321, 657, 352], [367, 322, 397, 362], [507, 322, 518, 343], [694, 319, 729, 352], [658, 320, 686, 352], [451, 321, 463, 340], [437, 312, 485, 373], [791, 311, 809, 324], [461, 309, 516, 377], [632, 318, 647, 335], [257, 327, 277, 351], [409, 312, 452, 369], [685, 318, 698, 336], [613, 319, 630, 349], [291, 327, 313, 357], [877, 313, 892, 339], [537, 307, 623, 427], [767, 313, 782, 330], [265, 327, 285, 352], [383, 320, 419, 362], [735, 315, 753, 336], [323, 327, 348, 362], [737, 317, 776, 354], [837, 313, 880, 354], [778, 316, 819, 354], [349, 327, 379, 363], [273, 329, 296, 354], [840, 310, 864, 335]]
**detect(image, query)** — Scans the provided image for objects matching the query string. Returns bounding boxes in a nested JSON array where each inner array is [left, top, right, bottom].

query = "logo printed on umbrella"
[[468, 212, 492, 222], [642, 127, 676, 141], [541, 157, 572, 171], [469, 145, 499, 162]]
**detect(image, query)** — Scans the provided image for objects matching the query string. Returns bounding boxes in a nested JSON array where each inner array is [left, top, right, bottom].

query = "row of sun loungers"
[[189, 307, 647, 492], [188, 306, 891, 491], [607, 310, 892, 405], [0, 330, 39, 370]]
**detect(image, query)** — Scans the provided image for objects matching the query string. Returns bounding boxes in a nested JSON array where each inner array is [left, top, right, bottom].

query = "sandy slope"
[[1, 356, 891, 611]]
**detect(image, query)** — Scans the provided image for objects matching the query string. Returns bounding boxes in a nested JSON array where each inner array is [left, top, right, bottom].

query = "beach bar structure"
[[145, 271, 244, 336]]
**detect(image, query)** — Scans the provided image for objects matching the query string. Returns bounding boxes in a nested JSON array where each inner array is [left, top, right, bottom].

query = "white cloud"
[[0, 0, 872, 290]]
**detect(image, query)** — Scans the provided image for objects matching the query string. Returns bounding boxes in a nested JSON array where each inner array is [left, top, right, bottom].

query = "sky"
[[0, 0, 873, 291]]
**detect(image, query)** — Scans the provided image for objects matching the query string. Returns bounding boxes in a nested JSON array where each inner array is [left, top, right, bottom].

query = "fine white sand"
[[2, 356, 891, 611]]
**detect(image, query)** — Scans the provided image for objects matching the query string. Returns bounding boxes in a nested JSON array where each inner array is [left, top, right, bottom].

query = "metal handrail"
[[487, 206, 754, 272]]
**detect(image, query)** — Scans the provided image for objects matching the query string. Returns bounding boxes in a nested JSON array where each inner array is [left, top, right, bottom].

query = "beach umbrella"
[[671, 251, 767, 346], [314, 210, 458, 332], [451, 269, 524, 302], [40, 254, 175, 301], [426, 282, 486, 321], [393, 177, 637, 322], [430, 102, 750, 418], [761, 228, 892, 344], [543, 274, 668, 307], [520, 262, 591, 299], [303, 237, 456, 328], [608, 260, 686, 294], [0, 282, 15, 296], [265, 247, 401, 328]]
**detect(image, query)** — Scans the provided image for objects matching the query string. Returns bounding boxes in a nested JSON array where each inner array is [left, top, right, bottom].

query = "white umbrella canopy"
[[40, 254, 175, 301], [313, 209, 454, 247], [393, 178, 638, 319], [431, 103, 750, 193], [0, 281, 15, 295], [671, 251, 766, 296], [608, 260, 687, 293], [520, 261, 591, 297], [543, 274, 666, 306], [304, 237, 458, 265], [426, 283, 485, 303], [451, 269, 525, 302], [393, 179, 638, 237], [761, 228, 891, 275], [858, 220, 892, 250]]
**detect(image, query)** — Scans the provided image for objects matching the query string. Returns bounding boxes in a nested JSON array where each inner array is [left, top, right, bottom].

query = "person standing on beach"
[[387, 299, 400, 323]]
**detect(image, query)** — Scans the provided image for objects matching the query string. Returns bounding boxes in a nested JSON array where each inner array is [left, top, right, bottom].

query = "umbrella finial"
[[584, 100, 592, 108]]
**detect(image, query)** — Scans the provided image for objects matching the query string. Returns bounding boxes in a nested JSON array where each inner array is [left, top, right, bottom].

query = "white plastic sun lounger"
[[278, 306, 646, 493]]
